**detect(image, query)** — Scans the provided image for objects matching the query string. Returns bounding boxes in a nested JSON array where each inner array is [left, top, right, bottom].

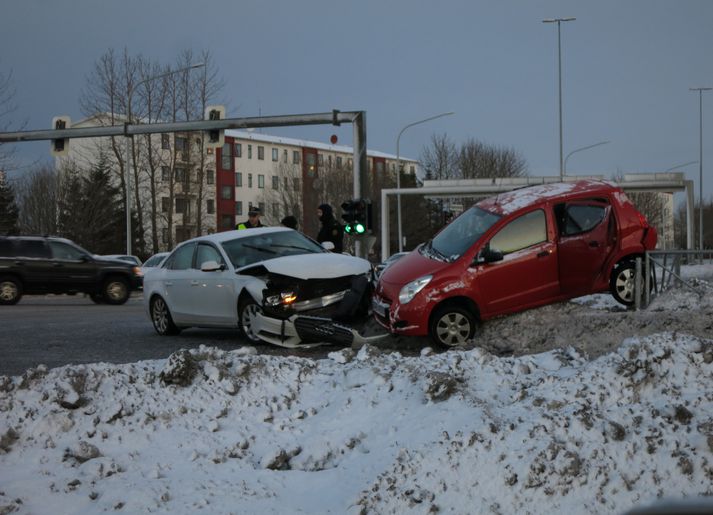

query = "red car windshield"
[[427, 207, 501, 261]]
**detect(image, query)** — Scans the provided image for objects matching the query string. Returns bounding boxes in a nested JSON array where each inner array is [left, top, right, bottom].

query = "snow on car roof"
[[478, 179, 618, 215]]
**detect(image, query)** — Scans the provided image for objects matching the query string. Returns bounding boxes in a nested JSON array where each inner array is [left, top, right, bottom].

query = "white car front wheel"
[[238, 297, 263, 344]]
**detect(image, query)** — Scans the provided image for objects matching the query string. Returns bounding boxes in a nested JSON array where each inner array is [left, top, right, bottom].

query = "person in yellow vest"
[[236, 207, 264, 230]]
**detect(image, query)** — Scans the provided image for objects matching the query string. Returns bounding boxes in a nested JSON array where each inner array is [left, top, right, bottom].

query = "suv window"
[[15, 240, 51, 258], [194, 243, 224, 269], [489, 209, 547, 254], [48, 241, 86, 261], [166, 243, 196, 270], [556, 203, 606, 236]]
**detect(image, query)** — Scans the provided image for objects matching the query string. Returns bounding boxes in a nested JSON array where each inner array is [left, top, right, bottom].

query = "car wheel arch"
[[428, 296, 480, 328]]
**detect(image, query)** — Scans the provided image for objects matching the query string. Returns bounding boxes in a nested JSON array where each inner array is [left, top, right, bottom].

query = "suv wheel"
[[102, 277, 130, 305], [610, 261, 637, 306], [150, 296, 180, 335], [238, 297, 263, 344], [0, 276, 22, 305], [429, 305, 476, 348]]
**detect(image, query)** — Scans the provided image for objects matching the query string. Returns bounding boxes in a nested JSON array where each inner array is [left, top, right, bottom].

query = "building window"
[[175, 198, 191, 215], [258, 202, 265, 214], [328, 155, 332, 166], [248, 145, 252, 159], [221, 185, 232, 200], [206, 170, 214, 184], [174, 167, 187, 182], [318, 154, 324, 166], [161, 197, 170, 213], [409, 165, 415, 174], [283, 149, 288, 163], [175, 136, 188, 151], [161, 166, 170, 181], [272, 175, 279, 189], [207, 200, 215, 214], [220, 215, 233, 229], [258, 175, 265, 189], [293, 150, 300, 164], [236, 201, 243, 216], [293, 178, 300, 191], [336, 156, 343, 168], [248, 173, 253, 188], [235, 143, 242, 158], [272, 148, 278, 161], [258, 146, 264, 160], [376, 161, 385, 174], [272, 203, 280, 218], [162, 228, 169, 244], [236, 172, 242, 187], [221, 142, 232, 170], [161, 134, 170, 150]]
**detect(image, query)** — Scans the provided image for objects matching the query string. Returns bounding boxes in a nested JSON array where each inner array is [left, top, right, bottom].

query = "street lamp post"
[[395, 111, 454, 253], [543, 17, 576, 180], [663, 161, 697, 173], [690, 87, 711, 252], [124, 62, 205, 255], [563, 140, 610, 176]]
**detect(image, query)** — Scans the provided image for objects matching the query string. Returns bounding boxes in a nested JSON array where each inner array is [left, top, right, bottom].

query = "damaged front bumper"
[[252, 312, 388, 349]]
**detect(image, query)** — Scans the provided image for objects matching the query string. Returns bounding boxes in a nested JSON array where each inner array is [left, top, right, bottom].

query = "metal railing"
[[635, 250, 712, 309]]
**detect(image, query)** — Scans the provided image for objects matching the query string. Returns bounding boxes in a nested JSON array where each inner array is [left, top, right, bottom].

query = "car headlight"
[[398, 275, 432, 304], [265, 291, 297, 307]]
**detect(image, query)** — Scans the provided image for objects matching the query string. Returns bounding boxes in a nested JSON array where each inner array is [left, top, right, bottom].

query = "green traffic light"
[[344, 224, 353, 234], [355, 223, 365, 234]]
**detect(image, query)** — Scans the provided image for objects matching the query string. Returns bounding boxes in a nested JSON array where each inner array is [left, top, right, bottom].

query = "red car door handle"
[[589, 241, 600, 248], [537, 250, 550, 258]]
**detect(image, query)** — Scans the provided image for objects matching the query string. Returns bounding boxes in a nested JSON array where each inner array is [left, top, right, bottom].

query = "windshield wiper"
[[241, 244, 278, 255], [269, 244, 316, 252]]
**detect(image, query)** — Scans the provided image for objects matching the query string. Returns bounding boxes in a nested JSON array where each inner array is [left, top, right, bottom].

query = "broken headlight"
[[265, 291, 298, 307]]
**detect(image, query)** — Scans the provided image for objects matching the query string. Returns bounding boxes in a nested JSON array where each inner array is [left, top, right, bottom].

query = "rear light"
[[637, 212, 649, 228]]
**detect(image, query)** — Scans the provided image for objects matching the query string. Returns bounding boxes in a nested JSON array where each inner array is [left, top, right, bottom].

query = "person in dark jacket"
[[280, 215, 298, 230], [316, 203, 343, 252], [236, 207, 264, 230]]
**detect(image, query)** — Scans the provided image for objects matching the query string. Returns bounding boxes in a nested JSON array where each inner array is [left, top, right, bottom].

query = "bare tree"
[[420, 133, 458, 180], [458, 138, 527, 179], [15, 165, 61, 235], [0, 66, 23, 172]]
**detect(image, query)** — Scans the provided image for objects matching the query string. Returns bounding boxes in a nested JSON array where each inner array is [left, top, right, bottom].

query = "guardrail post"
[[635, 257, 642, 310], [644, 253, 651, 308]]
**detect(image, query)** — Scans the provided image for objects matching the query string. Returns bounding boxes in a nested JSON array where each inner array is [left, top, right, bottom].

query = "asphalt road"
[[0, 293, 356, 377]]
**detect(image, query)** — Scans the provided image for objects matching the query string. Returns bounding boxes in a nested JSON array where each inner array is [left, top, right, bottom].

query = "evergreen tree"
[[58, 153, 128, 254], [0, 171, 19, 235]]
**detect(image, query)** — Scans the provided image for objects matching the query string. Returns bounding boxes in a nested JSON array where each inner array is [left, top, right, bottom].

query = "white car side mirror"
[[200, 260, 224, 272], [321, 241, 335, 251]]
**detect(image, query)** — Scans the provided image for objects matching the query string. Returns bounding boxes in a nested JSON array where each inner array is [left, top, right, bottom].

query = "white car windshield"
[[426, 207, 501, 261], [221, 231, 326, 269]]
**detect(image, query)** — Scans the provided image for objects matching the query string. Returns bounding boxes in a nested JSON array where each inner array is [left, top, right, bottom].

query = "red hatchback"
[[373, 180, 657, 347]]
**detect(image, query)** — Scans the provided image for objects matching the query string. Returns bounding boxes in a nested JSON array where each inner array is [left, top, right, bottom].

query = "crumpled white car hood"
[[252, 252, 371, 280]]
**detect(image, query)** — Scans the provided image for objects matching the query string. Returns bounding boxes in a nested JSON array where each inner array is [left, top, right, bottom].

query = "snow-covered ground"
[[1, 266, 712, 514]]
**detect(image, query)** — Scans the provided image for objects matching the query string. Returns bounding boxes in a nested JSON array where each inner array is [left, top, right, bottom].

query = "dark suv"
[[0, 236, 143, 305]]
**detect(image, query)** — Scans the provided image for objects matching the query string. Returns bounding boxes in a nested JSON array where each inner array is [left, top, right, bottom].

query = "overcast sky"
[[2, 0, 713, 198]]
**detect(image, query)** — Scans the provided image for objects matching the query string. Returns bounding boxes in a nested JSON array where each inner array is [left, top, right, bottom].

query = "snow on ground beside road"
[[1, 264, 712, 514], [2, 332, 713, 514]]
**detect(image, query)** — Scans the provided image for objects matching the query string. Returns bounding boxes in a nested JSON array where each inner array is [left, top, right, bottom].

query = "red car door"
[[475, 209, 559, 317], [557, 201, 616, 296]]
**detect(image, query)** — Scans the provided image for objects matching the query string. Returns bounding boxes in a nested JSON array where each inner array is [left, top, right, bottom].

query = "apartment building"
[[217, 130, 419, 237]]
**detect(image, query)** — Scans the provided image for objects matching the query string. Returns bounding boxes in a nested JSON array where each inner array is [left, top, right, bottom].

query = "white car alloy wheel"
[[240, 299, 263, 343], [615, 268, 635, 303], [151, 296, 180, 335]]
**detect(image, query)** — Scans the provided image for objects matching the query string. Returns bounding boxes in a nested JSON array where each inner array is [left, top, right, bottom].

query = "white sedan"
[[143, 227, 374, 348]]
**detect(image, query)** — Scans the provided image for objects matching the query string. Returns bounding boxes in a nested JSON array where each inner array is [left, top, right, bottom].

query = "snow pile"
[[2, 333, 713, 514]]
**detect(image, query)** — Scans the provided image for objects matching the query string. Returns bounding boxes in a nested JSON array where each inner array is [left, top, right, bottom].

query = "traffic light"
[[341, 199, 371, 235], [50, 116, 71, 157], [204, 105, 225, 148]]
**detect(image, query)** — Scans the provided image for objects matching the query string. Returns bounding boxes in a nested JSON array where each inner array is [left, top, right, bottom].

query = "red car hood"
[[379, 249, 452, 287]]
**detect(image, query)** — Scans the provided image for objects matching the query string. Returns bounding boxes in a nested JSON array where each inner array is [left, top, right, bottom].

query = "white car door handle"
[[165, 281, 173, 286], [190, 281, 200, 286]]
